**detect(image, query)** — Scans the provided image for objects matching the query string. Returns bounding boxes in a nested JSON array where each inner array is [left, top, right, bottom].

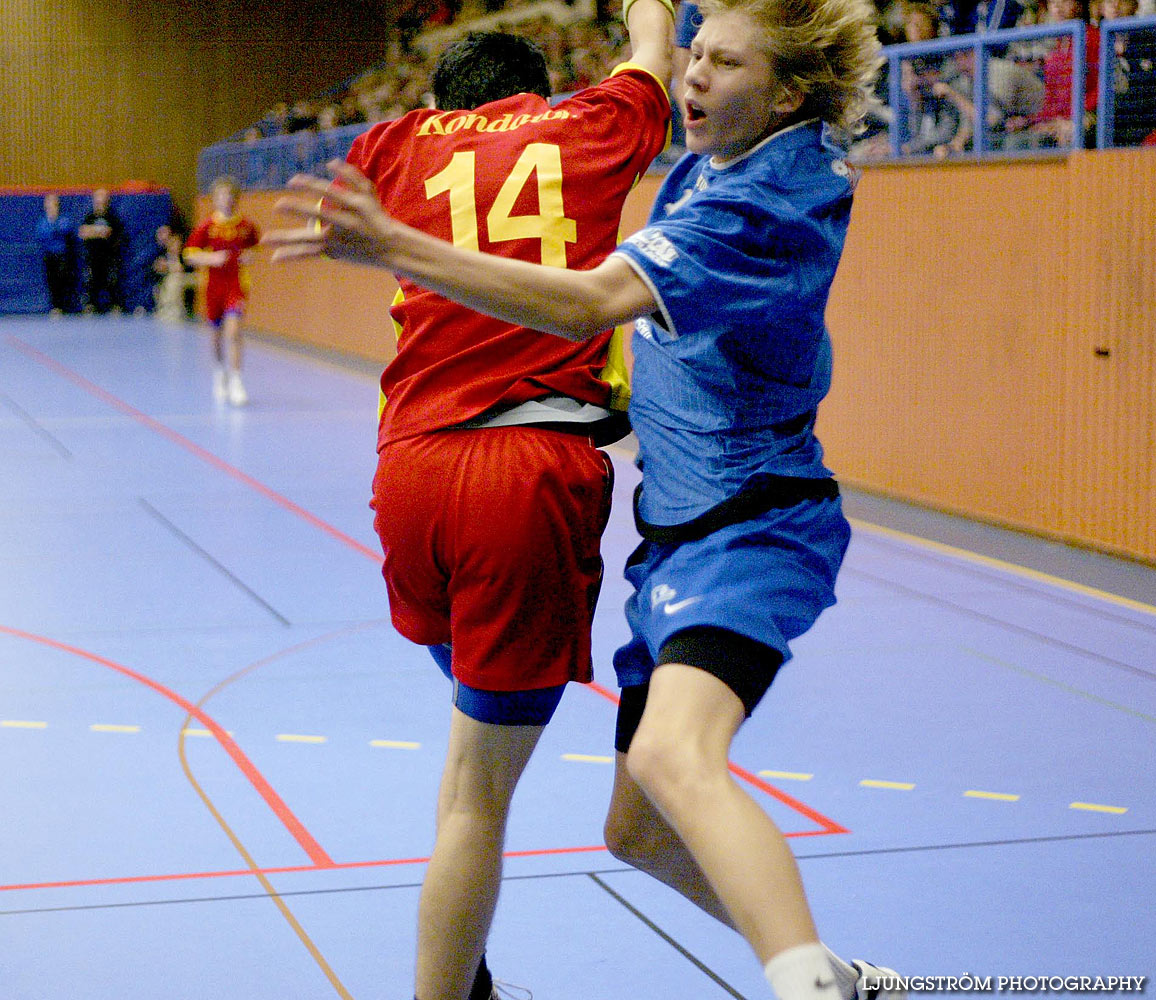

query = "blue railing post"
[[1097, 20, 1114, 148], [888, 51, 903, 158], [974, 37, 990, 155], [1071, 21, 1086, 151]]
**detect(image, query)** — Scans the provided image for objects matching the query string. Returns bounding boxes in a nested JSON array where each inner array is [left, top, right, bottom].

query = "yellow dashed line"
[[759, 770, 814, 781], [276, 734, 327, 744], [860, 779, 916, 791], [90, 724, 141, 734], [1070, 801, 1128, 815], [1, 720, 47, 729], [370, 739, 421, 750], [562, 753, 614, 764], [964, 790, 1021, 802]]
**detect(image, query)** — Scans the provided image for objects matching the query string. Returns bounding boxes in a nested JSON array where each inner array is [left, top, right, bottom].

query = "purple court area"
[[1, 315, 1152, 999]]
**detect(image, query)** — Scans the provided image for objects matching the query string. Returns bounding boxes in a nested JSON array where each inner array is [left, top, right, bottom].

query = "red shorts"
[[371, 426, 614, 692], [205, 279, 246, 325]]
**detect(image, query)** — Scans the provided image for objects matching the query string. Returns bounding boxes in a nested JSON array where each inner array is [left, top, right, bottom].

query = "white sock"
[[764, 942, 842, 1000], [822, 944, 861, 1000]]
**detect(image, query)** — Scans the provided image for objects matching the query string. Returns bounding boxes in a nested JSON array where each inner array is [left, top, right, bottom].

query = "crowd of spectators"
[[234, 0, 1155, 159], [855, 0, 1156, 157], [242, 0, 628, 141]]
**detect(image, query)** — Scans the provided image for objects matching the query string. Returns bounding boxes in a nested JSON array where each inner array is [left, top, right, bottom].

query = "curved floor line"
[[178, 696, 354, 997], [176, 623, 384, 997], [0, 624, 332, 867]]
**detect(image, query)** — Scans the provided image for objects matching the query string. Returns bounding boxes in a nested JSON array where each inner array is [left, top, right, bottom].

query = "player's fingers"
[[285, 174, 333, 197], [261, 223, 324, 245], [273, 196, 357, 230], [269, 242, 325, 263], [325, 159, 375, 194]]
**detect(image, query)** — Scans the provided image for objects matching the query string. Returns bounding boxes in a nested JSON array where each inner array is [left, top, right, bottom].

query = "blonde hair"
[[697, 0, 883, 130], [210, 175, 241, 198]]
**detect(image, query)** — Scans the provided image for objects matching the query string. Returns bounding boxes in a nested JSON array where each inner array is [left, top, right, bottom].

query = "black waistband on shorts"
[[633, 474, 840, 545]]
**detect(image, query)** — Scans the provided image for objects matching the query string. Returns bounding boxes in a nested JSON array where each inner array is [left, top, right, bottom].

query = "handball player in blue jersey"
[[268, 0, 905, 996]]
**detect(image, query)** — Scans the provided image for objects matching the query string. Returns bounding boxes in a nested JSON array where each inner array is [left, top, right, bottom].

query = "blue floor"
[[2, 315, 1153, 999]]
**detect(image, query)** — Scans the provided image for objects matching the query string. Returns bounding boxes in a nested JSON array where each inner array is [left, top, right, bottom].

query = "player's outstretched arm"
[[624, 0, 677, 87], [264, 161, 656, 343]]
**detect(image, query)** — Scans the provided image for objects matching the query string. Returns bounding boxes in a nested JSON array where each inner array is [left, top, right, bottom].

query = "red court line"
[[4, 337, 847, 888], [583, 680, 850, 836], [6, 336, 381, 563], [0, 831, 842, 894], [0, 846, 613, 894], [0, 625, 334, 869]]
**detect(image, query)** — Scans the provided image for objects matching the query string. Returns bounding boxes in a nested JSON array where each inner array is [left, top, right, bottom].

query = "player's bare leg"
[[415, 709, 543, 1000], [605, 753, 734, 925], [210, 325, 228, 401], [221, 312, 247, 405], [623, 663, 821, 961]]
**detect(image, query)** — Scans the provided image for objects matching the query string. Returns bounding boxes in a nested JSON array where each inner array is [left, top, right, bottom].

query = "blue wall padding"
[[0, 191, 174, 315]]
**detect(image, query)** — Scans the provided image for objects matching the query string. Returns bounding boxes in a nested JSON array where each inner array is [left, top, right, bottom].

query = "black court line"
[[842, 565, 1156, 683], [588, 872, 750, 1000], [11, 827, 1156, 918], [794, 827, 1156, 862], [0, 389, 73, 459], [137, 497, 292, 627]]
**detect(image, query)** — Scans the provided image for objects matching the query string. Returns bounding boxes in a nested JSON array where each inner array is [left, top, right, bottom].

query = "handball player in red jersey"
[[184, 176, 259, 406], [319, 4, 672, 998]]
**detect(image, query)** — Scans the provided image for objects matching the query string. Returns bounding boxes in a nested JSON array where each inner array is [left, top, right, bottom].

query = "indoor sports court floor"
[[2, 315, 1153, 1000]]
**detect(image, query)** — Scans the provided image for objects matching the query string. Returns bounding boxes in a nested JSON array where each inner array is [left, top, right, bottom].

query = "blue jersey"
[[613, 119, 858, 528]]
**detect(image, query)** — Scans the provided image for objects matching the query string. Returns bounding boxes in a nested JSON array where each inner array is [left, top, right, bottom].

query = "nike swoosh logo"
[[661, 597, 702, 615]]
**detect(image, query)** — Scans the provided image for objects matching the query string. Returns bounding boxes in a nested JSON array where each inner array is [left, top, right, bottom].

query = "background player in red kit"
[[184, 176, 260, 406], [340, 4, 674, 998]]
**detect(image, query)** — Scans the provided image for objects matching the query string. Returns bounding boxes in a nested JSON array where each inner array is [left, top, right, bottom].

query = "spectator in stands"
[[939, 0, 1026, 34], [35, 193, 76, 317], [1101, 0, 1156, 145], [1004, 0, 1100, 148], [78, 188, 124, 314], [930, 48, 1045, 148], [898, 5, 972, 155]]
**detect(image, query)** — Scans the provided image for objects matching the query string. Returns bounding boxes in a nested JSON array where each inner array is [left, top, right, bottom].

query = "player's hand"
[[264, 161, 397, 269]]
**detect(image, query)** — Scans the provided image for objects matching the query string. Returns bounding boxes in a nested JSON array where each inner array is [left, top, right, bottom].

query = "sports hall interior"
[[1, 0, 1152, 997]]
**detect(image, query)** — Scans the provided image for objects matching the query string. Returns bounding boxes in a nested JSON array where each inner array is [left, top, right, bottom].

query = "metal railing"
[[1096, 13, 1156, 148], [881, 21, 1085, 159], [197, 17, 1156, 192]]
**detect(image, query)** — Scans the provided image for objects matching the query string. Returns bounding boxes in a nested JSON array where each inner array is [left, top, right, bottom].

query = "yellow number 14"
[[424, 143, 578, 268]]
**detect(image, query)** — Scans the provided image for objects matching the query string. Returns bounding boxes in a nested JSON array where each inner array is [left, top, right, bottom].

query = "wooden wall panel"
[[822, 158, 1075, 538], [1, 0, 393, 219], [1062, 150, 1156, 561], [199, 155, 1156, 565]]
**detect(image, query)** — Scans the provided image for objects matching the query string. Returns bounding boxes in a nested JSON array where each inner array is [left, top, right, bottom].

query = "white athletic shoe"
[[212, 368, 228, 402], [852, 960, 906, 1000], [490, 981, 532, 1000], [227, 371, 248, 407]]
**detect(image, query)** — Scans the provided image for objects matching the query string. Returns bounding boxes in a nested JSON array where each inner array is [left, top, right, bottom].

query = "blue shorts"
[[428, 643, 566, 726], [611, 495, 851, 698]]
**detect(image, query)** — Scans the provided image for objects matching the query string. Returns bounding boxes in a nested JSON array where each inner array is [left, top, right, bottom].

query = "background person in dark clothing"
[[35, 193, 76, 315], [78, 187, 124, 313]]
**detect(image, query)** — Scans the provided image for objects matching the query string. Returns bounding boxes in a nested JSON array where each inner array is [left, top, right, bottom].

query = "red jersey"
[[348, 65, 670, 444], [185, 213, 260, 297]]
